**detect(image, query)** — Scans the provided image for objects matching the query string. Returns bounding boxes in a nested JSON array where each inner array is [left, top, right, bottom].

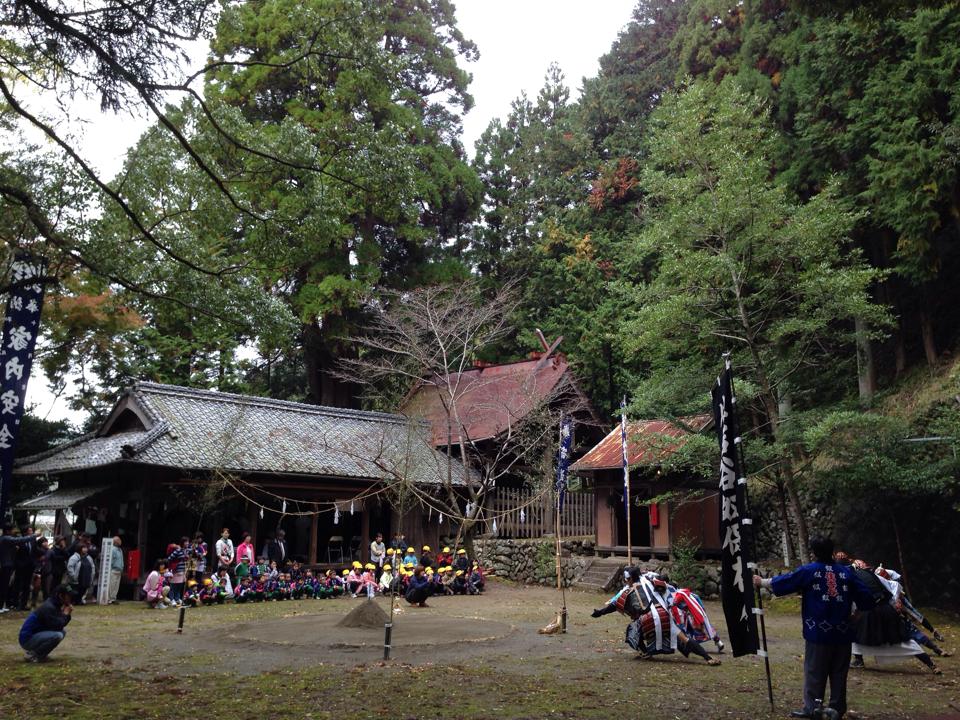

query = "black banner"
[[712, 362, 760, 658], [0, 255, 48, 521]]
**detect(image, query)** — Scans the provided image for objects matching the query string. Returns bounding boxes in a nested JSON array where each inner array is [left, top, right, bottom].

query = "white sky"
[[23, 0, 637, 425]]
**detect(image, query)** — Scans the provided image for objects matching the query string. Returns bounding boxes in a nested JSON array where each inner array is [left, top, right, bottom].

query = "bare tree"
[[338, 281, 588, 552]]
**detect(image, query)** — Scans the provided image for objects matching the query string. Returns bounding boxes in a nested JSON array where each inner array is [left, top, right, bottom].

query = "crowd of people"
[[0, 524, 120, 613], [143, 529, 485, 611]]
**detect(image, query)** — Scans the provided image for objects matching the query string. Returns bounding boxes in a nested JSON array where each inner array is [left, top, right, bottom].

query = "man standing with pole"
[[754, 537, 876, 719]]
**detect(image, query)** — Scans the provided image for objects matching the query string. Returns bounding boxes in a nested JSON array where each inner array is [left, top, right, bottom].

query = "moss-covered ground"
[[0, 581, 956, 719]]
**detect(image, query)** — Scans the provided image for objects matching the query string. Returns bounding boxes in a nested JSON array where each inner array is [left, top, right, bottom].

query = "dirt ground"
[[0, 580, 957, 719]]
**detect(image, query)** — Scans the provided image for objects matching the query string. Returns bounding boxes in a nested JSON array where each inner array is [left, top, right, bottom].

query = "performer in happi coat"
[[670, 586, 725, 654], [849, 559, 941, 674], [590, 567, 720, 665]]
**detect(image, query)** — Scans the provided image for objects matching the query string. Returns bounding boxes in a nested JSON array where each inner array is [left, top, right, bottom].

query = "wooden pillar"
[[308, 513, 319, 565], [360, 508, 370, 563], [136, 486, 149, 581], [247, 501, 259, 547]]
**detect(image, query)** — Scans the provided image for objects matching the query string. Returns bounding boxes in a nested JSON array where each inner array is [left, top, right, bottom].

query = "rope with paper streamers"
[[221, 474, 393, 519], [404, 481, 554, 531], [217, 468, 553, 530]]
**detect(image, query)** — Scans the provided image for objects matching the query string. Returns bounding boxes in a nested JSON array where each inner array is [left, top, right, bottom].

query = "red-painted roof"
[[399, 355, 570, 446], [570, 414, 713, 472]]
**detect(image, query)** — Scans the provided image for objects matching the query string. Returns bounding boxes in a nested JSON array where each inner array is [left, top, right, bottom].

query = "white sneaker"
[[0, 607, 9, 614]]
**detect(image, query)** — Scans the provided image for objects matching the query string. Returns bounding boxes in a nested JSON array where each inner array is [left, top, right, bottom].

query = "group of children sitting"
[[144, 544, 485, 609]]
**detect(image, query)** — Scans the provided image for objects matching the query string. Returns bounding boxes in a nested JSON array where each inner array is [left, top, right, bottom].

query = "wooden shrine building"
[[14, 382, 470, 582], [570, 415, 721, 558]]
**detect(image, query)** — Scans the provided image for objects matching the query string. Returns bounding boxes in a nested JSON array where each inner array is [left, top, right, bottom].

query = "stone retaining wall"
[[474, 538, 779, 597]]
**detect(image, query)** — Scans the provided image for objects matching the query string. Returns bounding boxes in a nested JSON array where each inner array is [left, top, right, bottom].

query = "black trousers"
[[0, 566, 12, 608], [803, 640, 851, 717]]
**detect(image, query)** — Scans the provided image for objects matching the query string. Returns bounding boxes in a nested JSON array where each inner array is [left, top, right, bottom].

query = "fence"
[[485, 486, 594, 539]]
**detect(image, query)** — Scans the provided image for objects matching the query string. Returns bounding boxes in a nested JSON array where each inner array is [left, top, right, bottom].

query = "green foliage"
[[805, 410, 958, 498], [625, 79, 889, 416], [670, 533, 705, 589]]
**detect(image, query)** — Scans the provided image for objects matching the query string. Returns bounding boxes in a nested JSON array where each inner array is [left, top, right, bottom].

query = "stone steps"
[[573, 558, 626, 592]]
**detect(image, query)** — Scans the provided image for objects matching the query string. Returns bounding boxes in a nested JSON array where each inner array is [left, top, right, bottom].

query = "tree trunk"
[[303, 320, 361, 408], [780, 461, 809, 563], [919, 310, 938, 367], [855, 316, 876, 405], [893, 317, 907, 376], [775, 478, 796, 566]]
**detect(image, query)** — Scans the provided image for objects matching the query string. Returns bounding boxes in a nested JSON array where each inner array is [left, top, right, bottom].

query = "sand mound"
[[336, 599, 390, 628]]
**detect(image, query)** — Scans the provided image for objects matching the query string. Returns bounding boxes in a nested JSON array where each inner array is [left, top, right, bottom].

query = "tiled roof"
[[400, 355, 571, 446], [15, 382, 468, 485], [570, 414, 713, 473]]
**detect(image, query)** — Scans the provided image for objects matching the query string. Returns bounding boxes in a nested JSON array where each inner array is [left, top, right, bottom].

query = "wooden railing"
[[484, 486, 594, 539]]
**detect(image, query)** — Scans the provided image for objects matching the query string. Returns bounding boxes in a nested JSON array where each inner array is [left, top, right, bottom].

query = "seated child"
[[440, 566, 456, 596], [327, 570, 345, 598], [346, 566, 362, 597], [183, 579, 201, 607], [300, 570, 317, 599], [379, 564, 395, 594], [255, 557, 270, 579], [277, 573, 292, 600], [437, 546, 453, 568], [235, 576, 253, 603], [452, 569, 467, 595], [359, 563, 378, 598], [454, 548, 470, 572], [199, 577, 218, 606], [267, 560, 279, 582], [290, 561, 303, 581], [402, 547, 418, 566], [252, 576, 266, 602], [212, 569, 232, 603], [264, 574, 279, 601], [470, 563, 485, 593]]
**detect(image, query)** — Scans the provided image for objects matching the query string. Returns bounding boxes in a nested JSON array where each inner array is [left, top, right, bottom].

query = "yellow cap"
[[422, 545, 431, 551], [456, 570, 464, 576], [383, 564, 392, 571], [203, 578, 213, 586], [387, 548, 395, 554], [442, 546, 450, 553], [425, 567, 434, 574], [404, 562, 414, 569], [342, 569, 350, 575], [364, 563, 375, 570], [406, 547, 415, 553], [457, 549, 466, 554], [352, 561, 362, 568], [187, 579, 197, 588]]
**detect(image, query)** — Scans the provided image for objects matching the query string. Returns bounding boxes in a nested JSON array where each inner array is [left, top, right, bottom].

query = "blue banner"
[[555, 416, 573, 514], [0, 255, 48, 521]]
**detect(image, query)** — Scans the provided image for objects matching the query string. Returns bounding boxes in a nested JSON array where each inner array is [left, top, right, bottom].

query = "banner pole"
[[724, 352, 774, 711], [622, 397, 632, 566]]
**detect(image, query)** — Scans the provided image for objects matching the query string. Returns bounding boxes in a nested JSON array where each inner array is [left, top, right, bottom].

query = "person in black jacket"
[[266, 530, 288, 566], [12, 527, 39, 610], [18, 585, 72, 662], [46, 536, 69, 598], [0, 526, 37, 613]]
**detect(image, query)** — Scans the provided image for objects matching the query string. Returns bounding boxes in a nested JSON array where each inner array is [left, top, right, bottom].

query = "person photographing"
[[18, 584, 73, 662]]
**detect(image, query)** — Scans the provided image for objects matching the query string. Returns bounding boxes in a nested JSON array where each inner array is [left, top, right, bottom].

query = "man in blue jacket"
[[19, 584, 72, 662], [754, 536, 876, 719]]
